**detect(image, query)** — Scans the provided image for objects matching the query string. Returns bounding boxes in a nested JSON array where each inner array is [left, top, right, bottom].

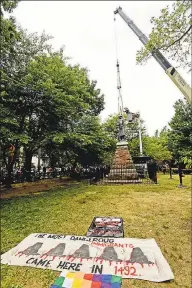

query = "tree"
[[53, 115, 115, 167], [168, 99, 192, 165], [136, 1, 192, 70], [141, 125, 172, 162], [143, 136, 172, 162], [1, 16, 105, 186], [0, 0, 21, 186], [1, 49, 105, 168], [1, 0, 19, 14], [0, 24, 55, 185]]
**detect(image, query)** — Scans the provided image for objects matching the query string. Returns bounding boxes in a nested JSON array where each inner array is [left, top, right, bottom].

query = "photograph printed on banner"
[[86, 217, 124, 237]]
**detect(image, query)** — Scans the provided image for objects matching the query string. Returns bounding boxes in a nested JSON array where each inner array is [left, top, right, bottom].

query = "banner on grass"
[[1, 233, 174, 282]]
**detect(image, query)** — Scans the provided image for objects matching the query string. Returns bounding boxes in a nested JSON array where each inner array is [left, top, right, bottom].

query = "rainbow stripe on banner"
[[50, 272, 122, 288]]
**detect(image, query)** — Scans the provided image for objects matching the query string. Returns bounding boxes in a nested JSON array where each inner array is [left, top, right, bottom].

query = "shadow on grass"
[[0, 182, 85, 204]]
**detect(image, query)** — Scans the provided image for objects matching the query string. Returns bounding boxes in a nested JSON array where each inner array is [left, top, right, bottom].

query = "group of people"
[[67, 165, 111, 183], [0, 165, 111, 185], [1, 161, 164, 185]]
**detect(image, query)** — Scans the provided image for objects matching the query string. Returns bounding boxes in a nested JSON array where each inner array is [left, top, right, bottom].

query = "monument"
[[104, 114, 141, 184], [104, 60, 141, 184]]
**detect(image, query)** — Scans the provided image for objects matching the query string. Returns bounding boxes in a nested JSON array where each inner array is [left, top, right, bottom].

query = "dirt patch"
[[0, 178, 79, 200]]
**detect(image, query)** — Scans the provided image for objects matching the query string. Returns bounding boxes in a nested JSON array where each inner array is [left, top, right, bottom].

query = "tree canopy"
[[0, 1, 110, 187], [1, 0, 19, 14], [168, 99, 192, 166], [136, 0, 192, 71]]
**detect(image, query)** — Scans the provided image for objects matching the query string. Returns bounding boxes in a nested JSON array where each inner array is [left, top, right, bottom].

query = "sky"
[[12, 1, 191, 136]]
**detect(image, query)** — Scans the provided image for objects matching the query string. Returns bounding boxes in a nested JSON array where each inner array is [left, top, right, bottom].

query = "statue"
[[117, 115, 125, 141]]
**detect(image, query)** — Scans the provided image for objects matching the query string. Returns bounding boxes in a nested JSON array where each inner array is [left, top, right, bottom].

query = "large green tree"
[[136, 0, 192, 70], [1, 49, 104, 170], [143, 136, 172, 162], [1, 25, 55, 185], [0, 0, 21, 185], [53, 115, 115, 167], [1, 3, 105, 185], [168, 99, 192, 166]]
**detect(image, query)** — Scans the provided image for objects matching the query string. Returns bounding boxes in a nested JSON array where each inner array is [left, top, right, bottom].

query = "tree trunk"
[[4, 144, 19, 189], [24, 149, 33, 182], [5, 156, 14, 188], [49, 155, 57, 169]]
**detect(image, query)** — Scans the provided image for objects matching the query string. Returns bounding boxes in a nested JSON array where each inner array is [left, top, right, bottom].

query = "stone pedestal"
[[104, 141, 141, 184]]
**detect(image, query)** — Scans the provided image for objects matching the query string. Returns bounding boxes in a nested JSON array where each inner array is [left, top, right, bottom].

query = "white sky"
[[12, 1, 191, 136]]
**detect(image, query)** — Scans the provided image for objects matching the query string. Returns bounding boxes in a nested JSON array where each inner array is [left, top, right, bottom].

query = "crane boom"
[[114, 7, 192, 104]]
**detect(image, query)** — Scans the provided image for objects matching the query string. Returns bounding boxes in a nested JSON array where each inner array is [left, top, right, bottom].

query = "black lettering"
[[47, 235, 62, 239], [91, 265, 103, 274], [92, 238, 98, 242], [98, 238, 103, 242], [75, 263, 82, 271], [103, 239, 109, 243], [63, 262, 70, 269], [37, 259, 47, 266], [45, 260, 52, 267], [70, 236, 78, 241], [85, 238, 91, 242], [26, 257, 35, 264], [57, 261, 65, 269], [96, 265, 103, 274], [78, 237, 86, 241], [68, 263, 76, 270], [31, 258, 38, 265], [36, 234, 47, 238]]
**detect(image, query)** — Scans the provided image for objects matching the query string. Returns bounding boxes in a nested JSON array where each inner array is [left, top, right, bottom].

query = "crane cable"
[[114, 15, 124, 116]]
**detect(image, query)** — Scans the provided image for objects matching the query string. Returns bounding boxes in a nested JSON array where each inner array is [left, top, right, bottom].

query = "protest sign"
[[1, 233, 174, 282]]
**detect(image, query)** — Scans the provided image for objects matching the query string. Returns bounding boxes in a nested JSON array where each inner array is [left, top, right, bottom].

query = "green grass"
[[1, 174, 191, 288]]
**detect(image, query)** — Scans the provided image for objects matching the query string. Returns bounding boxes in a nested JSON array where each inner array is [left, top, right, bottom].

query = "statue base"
[[116, 140, 128, 147], [103, 141, 141, 184]]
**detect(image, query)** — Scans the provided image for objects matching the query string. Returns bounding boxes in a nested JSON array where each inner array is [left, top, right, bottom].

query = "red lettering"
[[114, 265, 138, 276], [118, 243, 124, 248], [92, 242, 105, 247], [116, 267, 124, 275], [124, 266, 129, 276], [124, 244, 134, 248], [130, 266, 137, 276]]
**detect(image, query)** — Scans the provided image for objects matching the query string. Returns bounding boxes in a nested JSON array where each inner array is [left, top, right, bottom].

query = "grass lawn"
[[1, 174, 191, 288]]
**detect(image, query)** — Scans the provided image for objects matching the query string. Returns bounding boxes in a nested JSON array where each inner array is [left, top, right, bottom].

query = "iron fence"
[[100, 164, 156, 185], [1, 164, 159, 186], [0, 170, 66, 186]]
